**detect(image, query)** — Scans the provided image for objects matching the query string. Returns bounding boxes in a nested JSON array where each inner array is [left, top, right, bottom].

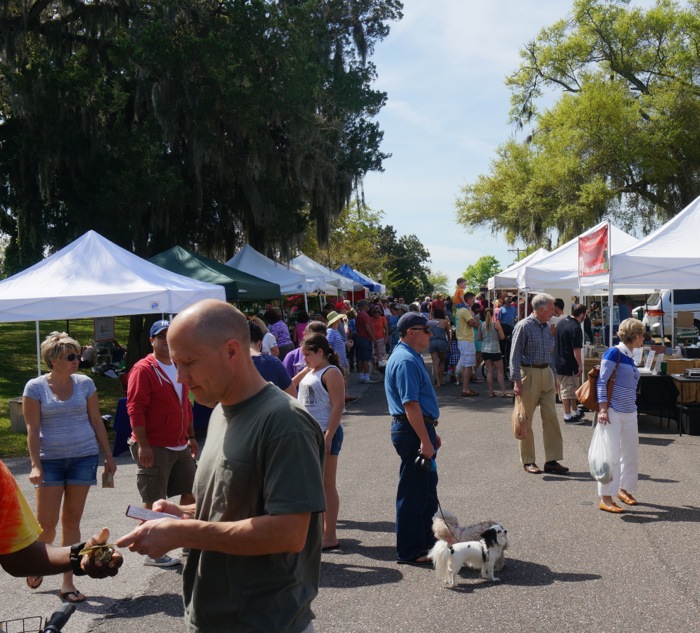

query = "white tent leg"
[[608, 288, 614, 347], [671, 290, 675, 349], [36, 320, 41, 376]]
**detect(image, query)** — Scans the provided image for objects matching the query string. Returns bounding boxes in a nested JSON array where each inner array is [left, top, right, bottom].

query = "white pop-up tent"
[[289, 253, 364, 293], [0, 230, 226, 375], [611, 195, 700, 290], [517, 222, 638, 294], [487, 248, 549, 291], [227, 244, 326, 295], [0, 230, 226, 322]]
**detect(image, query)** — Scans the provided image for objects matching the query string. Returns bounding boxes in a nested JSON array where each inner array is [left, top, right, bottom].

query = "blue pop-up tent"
[[335, 264, 385, 293]]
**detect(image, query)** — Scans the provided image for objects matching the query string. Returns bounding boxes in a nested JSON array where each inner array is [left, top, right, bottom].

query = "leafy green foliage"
[[456, 0, 700, 248], [300, 198, 432, 298], [427, 270, 450, 296], [462, 256, 502, 293], [0, 0, 403, 273]]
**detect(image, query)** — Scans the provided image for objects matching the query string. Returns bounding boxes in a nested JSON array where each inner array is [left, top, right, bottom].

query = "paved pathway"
[[2, 371, 700, 633]]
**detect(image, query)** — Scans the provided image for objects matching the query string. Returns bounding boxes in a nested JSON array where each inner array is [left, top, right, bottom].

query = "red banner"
[[578, 224, 609, 277]]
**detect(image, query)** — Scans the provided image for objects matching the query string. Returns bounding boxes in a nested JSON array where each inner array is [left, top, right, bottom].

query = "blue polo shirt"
[[385, 341, 440, 419]]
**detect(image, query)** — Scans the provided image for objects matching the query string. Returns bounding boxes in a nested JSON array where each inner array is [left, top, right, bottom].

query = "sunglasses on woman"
[[65, 353, 82, 362]]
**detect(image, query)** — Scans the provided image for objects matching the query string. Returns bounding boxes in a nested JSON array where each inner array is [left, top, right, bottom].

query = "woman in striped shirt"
[[596, 318, 645, 514]]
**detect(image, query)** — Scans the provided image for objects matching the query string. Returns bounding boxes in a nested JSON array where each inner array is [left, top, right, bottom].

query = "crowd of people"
[[1, 288, 647, 631]]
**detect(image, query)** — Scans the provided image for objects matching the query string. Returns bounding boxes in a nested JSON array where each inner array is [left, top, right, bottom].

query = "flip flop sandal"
[[58, 591, 86, 604], [26, 576, 43, 590], [461, 391, 479, 397], [489, 392, 497, 397]]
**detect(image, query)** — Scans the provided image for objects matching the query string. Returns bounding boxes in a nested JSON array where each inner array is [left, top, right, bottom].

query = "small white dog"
[[427, 524, 508, 586], [432, 510, 507, 571]]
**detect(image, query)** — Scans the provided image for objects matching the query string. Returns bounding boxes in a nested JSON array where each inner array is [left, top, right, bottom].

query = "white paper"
[[644, 350, 656, 371], [632, 348, 644, 365], [653, 353, 664, 375]]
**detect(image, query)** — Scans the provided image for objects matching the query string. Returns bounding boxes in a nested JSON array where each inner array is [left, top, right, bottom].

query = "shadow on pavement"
[[620, 503, 700, 524], [320, 561, 402, 588], [479, 559, 601, 588], [336, 519, 395, 534], [323, 540, 396, 563]]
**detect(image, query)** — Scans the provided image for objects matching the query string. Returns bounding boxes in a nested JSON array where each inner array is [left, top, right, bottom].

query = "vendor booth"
[[335, 264, 385, 294], [289, 253, 364, 295], [487, 248, 549, 291], [150, 245, 281, 302], [0, 230, 226, 376]]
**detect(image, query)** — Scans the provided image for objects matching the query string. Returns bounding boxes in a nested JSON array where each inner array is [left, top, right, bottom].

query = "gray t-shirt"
[[22, 374, 98, 459], [183, 384, 326, 633]]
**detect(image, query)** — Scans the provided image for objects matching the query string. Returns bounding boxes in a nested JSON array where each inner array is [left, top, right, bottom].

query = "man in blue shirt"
[[497, 296, 517, 330], [385, 313, 441, 565]]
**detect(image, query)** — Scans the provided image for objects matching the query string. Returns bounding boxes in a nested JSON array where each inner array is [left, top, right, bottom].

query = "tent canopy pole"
[[36, 321, 41, 376]]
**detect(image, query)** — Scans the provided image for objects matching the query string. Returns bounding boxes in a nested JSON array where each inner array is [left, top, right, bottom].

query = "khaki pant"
[[517, 366, 563, 465]]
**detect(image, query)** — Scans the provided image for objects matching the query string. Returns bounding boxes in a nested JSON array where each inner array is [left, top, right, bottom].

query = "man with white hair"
[[509, 293, 569, 475]]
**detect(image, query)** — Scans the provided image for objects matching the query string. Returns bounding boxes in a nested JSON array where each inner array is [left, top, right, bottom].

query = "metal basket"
[[0, 617, 43, 633]]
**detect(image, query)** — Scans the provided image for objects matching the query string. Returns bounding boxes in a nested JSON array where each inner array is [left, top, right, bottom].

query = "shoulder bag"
[[575, 349, 622, 412]]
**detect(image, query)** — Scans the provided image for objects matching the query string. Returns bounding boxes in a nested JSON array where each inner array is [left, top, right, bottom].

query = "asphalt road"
[[2, 370, 700, 633]]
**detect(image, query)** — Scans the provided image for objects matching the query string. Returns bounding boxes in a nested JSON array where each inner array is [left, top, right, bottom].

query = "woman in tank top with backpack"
[[293, 334, 345, 550]]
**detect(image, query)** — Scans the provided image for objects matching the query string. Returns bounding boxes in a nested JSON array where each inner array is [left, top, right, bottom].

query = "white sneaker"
[[144, 554, 181, 567]]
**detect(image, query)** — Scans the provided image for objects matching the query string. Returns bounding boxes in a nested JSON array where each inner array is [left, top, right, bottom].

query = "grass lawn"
[[0, 318, 131, 458]]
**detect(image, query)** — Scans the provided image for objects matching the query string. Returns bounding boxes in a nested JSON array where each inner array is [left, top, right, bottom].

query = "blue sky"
[[361, 0, 647, 291]]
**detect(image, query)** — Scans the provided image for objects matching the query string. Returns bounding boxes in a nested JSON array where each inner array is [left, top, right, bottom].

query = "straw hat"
[[326, 311, 346, 327]]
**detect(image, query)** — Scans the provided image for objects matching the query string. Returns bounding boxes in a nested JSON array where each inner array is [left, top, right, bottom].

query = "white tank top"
[[297, 365, 340, 432]]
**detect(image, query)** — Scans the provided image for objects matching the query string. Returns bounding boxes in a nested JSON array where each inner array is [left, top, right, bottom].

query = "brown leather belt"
[[521, 363, 549, 369], [392, 414, 439, 427]]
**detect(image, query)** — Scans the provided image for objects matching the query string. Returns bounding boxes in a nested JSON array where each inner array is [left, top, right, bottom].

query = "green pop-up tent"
[[150, 246, 281, 302]]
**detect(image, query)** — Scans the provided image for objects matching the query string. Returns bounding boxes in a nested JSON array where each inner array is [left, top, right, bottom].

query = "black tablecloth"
[[636, 374, 679, 420]]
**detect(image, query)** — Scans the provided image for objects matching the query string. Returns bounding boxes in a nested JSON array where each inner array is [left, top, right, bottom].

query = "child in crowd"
[[453, 277, 467, 310]]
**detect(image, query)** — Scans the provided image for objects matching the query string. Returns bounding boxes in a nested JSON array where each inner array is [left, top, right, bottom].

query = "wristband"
[[69, 542, 88, 576]]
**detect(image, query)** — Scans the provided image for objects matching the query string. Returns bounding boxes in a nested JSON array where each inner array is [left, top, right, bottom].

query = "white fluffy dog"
[[427, 524, 508, 586], [432, 510, 507, 571]]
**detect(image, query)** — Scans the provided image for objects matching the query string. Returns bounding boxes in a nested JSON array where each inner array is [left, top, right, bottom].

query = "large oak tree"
[[456, 0, 700, 247], [0, 0, 402, 274]]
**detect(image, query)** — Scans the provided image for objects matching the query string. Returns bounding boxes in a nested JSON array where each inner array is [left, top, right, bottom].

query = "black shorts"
[[482, 352, 503, 362]]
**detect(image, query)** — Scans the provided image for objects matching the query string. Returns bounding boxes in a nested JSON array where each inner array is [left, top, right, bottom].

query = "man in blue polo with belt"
[[385, 312, 441, 565], [510, 293, 569, 475]]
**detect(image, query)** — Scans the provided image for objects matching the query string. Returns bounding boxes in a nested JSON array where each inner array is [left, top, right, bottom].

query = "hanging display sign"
[[578, 224, 609, 277]]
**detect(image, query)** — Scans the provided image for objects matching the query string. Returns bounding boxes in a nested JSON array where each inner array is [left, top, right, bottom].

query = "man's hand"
[[513, 380, 523, 397], [81, 528, 123, 578], [138, 444, 154, 468], [116, 518, 185, 560], [419, 440, 435, 460], [188, 437, 199, 459]]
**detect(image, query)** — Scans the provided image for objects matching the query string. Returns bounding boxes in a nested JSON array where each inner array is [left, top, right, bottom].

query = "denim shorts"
[[329, 425, 344, 456], [40, 454, 98, 487]]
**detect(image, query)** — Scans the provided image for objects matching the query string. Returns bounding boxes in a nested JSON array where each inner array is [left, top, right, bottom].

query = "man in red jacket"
[[127, 319, 198, 567]]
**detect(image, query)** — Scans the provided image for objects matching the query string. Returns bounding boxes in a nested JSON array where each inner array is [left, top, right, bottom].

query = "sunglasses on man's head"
[[65, 353, 81, 362], [410, 327, 431, 333]]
